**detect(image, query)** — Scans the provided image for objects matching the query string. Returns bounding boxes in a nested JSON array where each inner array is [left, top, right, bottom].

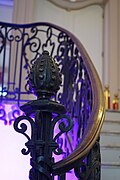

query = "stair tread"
[[101, 145, 120, 149], [101, 131, 120, 135], [102, 162, 120, 166]]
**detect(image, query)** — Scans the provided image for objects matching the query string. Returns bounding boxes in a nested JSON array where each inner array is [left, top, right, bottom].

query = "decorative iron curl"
[[23, 26, 41, 66], [8, 105, 22, 125], [52, 114, 73, 155], [30, 26, 38, 36], [58, 32, 69, 43], [13, 115, 35, 155], [0, 29, 5, 53], [0, 104, 7, 125], [42, 27, 55, 56], [74, 161, 89, 179], [7, 27, 23, 42]]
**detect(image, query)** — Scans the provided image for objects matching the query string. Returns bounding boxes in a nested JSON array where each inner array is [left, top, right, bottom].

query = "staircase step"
[[100, 111, 120, 180], [101, 120, 120, 133], [100, 132, 120, 147], [102, 162, 120, 168], [101, 145, 120, 149], [101, 163, 120, 180], [105, 110, 120, 121], [101, 146, 120, 163]]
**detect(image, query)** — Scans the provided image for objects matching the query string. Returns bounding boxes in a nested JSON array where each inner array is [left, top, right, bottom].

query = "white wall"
[[33, 0, 103, 80], [103, 0, 120, 101], [0, 104, 30, 180], [0, 0, 103, 85]]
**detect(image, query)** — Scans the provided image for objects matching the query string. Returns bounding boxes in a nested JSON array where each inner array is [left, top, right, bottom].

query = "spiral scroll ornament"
[[14, 51, 73, 180]]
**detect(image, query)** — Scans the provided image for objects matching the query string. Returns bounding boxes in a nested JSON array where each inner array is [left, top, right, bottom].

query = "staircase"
[[101, 111, 120, 180], [0, 21, 105, 179]]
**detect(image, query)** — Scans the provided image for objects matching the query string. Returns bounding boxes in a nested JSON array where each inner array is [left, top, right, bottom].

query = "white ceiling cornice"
[[48, 0, 108, 11]]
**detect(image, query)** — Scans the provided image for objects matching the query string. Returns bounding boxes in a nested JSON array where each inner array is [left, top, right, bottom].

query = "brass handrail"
[[51, 24, 105, 174]]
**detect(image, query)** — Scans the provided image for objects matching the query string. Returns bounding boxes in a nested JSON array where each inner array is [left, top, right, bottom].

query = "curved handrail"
[[0, 21, 105, 175], [47, 23, 105, 174]]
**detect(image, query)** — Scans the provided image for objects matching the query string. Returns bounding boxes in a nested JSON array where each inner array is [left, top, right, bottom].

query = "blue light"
[[0, 86, 7, 96]]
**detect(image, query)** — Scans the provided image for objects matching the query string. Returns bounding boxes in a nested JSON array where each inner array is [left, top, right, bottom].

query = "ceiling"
[[48, 0, 108, 10]]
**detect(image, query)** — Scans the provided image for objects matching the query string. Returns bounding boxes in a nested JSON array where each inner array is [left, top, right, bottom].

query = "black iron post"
[[13, 51, 73, 179]]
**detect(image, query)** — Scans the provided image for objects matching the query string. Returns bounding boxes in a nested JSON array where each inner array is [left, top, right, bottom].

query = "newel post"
[[13, 51, 73, 179]]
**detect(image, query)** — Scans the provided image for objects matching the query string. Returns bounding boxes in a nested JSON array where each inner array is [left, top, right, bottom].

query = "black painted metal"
[[74, 137, 101, 180], [0, 21, 93, 158], [0, 21, 101, 179], [0, 21, 93, 110], [14, 51, 73, 179]]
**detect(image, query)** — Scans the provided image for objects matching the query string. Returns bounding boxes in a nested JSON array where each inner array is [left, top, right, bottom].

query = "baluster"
[[14, 51, 73, 179]]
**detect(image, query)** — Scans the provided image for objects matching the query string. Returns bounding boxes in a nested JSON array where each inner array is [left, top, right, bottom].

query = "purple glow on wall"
[[0, 103, 23, 125], [0, 103, 77, 179], [0, 103, 31, 179]]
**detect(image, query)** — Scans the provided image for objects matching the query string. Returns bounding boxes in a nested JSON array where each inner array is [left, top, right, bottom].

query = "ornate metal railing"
[[0, 21, 105, 179]]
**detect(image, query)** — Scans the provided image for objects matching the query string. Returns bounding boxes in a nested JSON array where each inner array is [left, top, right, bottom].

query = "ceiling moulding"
[[48, 0, 108, 11]]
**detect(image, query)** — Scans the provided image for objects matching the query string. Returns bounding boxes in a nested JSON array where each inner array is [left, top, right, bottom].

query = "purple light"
[[0, 103, 77, 179], [0, 103, 30, 179]]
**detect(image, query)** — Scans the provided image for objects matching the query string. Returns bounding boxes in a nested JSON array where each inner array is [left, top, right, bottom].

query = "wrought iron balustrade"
[[0, 21, 105, 179]]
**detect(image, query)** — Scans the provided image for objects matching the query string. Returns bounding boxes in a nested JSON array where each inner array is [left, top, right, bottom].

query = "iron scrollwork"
[[0, 104, 7, 125], [0, 104, 22, 125], [13, 51, 73, 179], [52, 114, 73, 156], [74, 138, 101, 180], [13, 115, 35, 155]]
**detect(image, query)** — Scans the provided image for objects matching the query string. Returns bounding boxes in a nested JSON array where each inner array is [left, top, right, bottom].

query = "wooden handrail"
[[51, 24, 105, 174]]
